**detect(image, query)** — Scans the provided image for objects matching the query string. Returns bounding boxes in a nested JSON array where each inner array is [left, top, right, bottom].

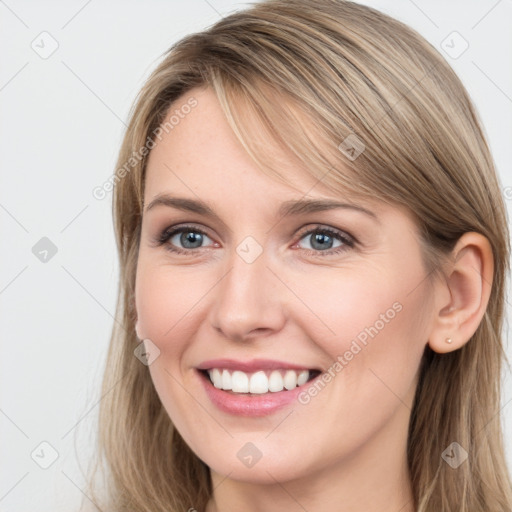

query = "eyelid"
[[294, 224, 357, 245], [151, 216, 360, 258], [157, 223, 213, 243], [155, 222, 356, 242], [153, 223, 217, 250], [152, 222, 357, 257]]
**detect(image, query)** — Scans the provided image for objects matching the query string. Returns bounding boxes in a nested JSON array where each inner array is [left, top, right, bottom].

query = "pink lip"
[[198, 371, 315, 417], [196, 367, 321, 417], [196, 358, 316, 372]]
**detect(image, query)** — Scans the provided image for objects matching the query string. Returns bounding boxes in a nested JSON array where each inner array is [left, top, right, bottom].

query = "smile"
[[204, 368, 321, 394], [196, 364, 323, 417]]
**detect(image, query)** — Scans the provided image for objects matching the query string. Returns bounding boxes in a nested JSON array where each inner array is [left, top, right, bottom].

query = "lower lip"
[[197, 369, 319, 417]]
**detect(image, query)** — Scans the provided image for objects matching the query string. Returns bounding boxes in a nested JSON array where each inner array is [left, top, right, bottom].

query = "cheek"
[[315, 247, 428, 348], [134, 260, 209, 436], [287, 268, 429, 458], [292, 264, 429, 405], [135, 259, 207, 350], [288, 266, 414, 354]]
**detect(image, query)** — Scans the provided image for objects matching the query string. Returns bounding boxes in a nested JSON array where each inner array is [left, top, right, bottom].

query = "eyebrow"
[[144, 194, 379, 224]]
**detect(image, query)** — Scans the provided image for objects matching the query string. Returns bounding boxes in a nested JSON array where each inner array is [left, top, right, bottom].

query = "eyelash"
[[153, 223, 356, 258]]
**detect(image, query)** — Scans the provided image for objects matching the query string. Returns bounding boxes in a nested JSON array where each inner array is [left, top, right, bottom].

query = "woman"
[[86, 0, 512, 510]]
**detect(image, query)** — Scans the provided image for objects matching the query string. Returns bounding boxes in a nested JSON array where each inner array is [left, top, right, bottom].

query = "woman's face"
[[135, 86, 434, 484]]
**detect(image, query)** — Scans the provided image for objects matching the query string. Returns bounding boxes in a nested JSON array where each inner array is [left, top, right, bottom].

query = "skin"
[[134, 86, 493, 512]]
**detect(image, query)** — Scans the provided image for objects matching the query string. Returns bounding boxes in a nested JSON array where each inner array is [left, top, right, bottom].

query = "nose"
[[208, 245, 287, 342]]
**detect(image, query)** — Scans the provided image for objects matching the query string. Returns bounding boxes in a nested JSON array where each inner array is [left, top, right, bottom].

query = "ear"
[[428, 232, 494, 354]]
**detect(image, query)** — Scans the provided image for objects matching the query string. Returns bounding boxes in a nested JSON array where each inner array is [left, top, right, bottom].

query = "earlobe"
[[428, 232, 493, 354]]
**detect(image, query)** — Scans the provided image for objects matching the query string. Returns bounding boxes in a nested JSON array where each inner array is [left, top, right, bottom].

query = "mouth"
[[198, 367, 322, 395], [195, 358, 324, 416]]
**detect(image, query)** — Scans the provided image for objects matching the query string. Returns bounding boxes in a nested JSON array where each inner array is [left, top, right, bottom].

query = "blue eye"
[[156, 225, 216, 254], [295, 226, 355, 256], [154, 224, 355, 257]]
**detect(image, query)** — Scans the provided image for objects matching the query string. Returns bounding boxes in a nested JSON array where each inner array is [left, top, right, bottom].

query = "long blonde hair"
[[85, 1, 512, 510]]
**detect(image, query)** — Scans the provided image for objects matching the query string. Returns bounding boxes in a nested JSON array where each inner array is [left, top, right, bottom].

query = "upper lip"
[[196, 358, 319, 373]]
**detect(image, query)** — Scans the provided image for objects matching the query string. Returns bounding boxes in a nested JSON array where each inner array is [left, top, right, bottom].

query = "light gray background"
[[1, 1, 511, 511]]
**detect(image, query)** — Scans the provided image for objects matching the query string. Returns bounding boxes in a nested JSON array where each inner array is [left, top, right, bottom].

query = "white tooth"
[[297, 370, 309, 386], [249, 371, 269, 394], [283, 369, 298, 390], [212, 368, 223, 389], [268, 370, 284, 392], [231, 370, 249, 393], [221, 369, 232, 390], [209, 368, 307, 393]]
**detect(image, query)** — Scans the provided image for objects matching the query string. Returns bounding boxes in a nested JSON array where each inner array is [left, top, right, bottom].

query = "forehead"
[[143, 86, 413, 228], [146, 88, 297, 183], [145, 87, 345, 203]]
